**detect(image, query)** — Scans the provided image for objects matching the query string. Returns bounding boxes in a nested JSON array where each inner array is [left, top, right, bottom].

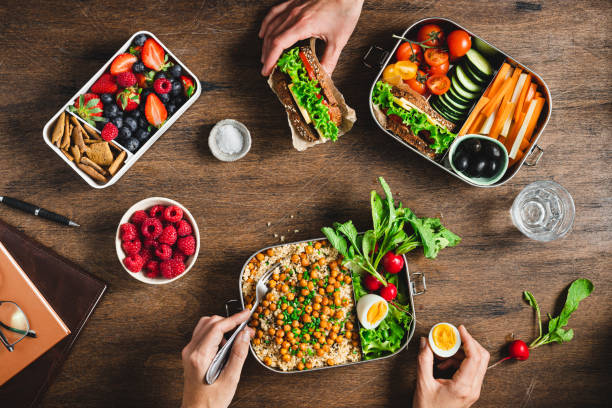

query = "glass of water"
[[511, 180, 575, 242]]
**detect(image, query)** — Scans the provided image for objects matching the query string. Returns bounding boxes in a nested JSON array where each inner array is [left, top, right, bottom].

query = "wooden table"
[[1, 1, 610, 406]]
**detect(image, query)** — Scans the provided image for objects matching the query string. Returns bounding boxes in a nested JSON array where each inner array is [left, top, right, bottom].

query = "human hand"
[[181, 310, 254, 408], [413, 325, 490, 408], [259, 0, 364, 76]]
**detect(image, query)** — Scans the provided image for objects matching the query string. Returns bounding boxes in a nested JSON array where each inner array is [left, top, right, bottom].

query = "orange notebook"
[[0, 241, 70, 386]]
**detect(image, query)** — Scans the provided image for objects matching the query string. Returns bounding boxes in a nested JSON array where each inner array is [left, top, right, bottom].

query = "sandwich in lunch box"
[[268, 38, 356, 151]]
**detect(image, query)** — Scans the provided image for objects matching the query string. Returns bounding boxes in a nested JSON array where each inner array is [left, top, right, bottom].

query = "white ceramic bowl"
[[116, 197, 200, 284], [208, 119, 252, 162]]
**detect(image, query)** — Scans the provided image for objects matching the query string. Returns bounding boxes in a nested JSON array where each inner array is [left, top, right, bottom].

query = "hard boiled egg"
[[356, 294, 389, 330], [428, 323, 461, 358]]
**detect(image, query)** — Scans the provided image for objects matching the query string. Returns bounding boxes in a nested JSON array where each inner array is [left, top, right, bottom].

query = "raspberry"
[[122, 239, 141, 255], [140, 247, 154, 264], [159, 225, 177, 245], [149, 205, 166, 219], [177, 235, 196, 256], [173, 250, 186, 263], [116, 71, 137, 87], [155, 244, 173, 261], [160, 259, 186, 279], [130, 210, 148, 225], [145, 260, 160, 278], [177, 219, 193, 236], [101, 122, 118, 141], [141, 217, 163, 239], [143, 238, 158, 249], [120, 223, 138, 241], [164, 205, 183, 223], [123, 254, 144, 273], [153, 78, 172, 94]]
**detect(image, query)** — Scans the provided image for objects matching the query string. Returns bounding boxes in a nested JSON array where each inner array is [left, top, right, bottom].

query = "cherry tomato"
[[395, 60, 418, 80], [396, 42, 422, 65], [382, 252, 404, 274], [426, 60, 449, 76], [380, 283, 398, 301], [447, 30, 471, 58], [364, 274, 383, 291], [405, 70, 428, 95], [426, 75, 451, 95], [424, 48, 449, 67], [417, 24, 444, 47], [382, 64, 403, 86]]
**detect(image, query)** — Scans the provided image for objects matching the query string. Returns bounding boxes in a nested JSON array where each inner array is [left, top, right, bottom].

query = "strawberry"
[[116, 87, 141, 111], [91, 73, 117, 94], [180, 76, 195, 98], [145, 93, 167, 127], [110, 53, 138, 75], [116, 71, 137, 87], [142, 38, 171, 71], [70, 93, 104, 127]]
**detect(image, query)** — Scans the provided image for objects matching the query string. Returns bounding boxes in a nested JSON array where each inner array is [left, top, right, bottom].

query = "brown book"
[[0, 220, 106, 407]]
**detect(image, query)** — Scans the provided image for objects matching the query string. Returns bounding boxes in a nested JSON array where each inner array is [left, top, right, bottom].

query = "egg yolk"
[[432, 324, 456, 350], [367, 301, 387, 324]]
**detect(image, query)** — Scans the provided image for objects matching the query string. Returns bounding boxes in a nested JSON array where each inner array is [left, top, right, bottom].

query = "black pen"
[[0, 196, 80, 227]]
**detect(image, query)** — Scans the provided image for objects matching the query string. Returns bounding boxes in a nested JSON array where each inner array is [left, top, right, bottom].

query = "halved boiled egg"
[[356, 294, 389, 330], [428, 322, 461, 358]]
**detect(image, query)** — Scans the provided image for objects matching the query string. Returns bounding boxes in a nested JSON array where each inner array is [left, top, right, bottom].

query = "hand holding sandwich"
[[259, 0, 364, 76]]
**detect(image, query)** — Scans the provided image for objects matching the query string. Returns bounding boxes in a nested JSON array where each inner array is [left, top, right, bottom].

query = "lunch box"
[[42, 31, 201, 189], [231, 237, 426, 374], [364, 17, 551, 188]]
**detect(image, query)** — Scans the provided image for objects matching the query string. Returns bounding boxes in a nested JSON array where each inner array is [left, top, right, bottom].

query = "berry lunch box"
[[42, 31, 201, 189]]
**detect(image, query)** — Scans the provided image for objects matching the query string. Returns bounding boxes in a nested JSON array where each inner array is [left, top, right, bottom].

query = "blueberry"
[[95, 117, 109, 130], [124, 117, 138, 132], [168, 64, 182, 78], [130, 109, 141, 119], [166, 103, 177, 115], [124, 137, 140, 153], [119, 126, 132, 140], [135, 128, 150, 142], [138, 117, 149, 129], [175, 95, 186, 106], [132, 34, 147, 47], [111, 116, 123, 129], [154, 72, 167, 80], [132, 61, 145, 74], [141, 89, 152, 101], [100, 93, 114, 106], [170, 80, 182, 97], [158, 93, 170, 104], [104, 104, 120, 118]]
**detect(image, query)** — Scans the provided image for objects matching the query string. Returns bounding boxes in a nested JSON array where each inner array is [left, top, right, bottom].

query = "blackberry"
[[104, 104, 120, 118], [168, 64, 182, 78], [119, 126, 132, 140], [170, 80, 183, 97], [133, 34, 147, 47], [135, 128, 150, 142], [95, 117, 109, 130], [166, 103, 177, 115], [158, 93, 170, 104], [132, 61, 145, 73], [100, 93, 114, 105], [124, 137, 140, 153], [124, 117, 138, 132], [154, 71, 167, 80], [110, 116, 123, 129]]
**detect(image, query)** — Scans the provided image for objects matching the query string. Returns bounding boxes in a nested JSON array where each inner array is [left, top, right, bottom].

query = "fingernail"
[[240, 329, 250, 342], [420, 337, 426, 349]]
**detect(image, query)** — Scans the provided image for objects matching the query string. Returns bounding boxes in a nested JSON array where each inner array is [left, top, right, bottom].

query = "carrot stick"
[[520, 136, 530, 151], [523, 97, 546, 142], [459, 96, 490, 136], [483, 68, 522, 117], [504, 111, 525, 152], [484, 63, 511, 98], [508, 149, 525, 168], [490, 99, 513, 139], [469, 113, 488, 134], [524, 83, 537, 106], [514, 74, 532, 122]]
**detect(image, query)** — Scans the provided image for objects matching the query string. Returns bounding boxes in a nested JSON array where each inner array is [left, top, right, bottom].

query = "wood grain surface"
[[0, 0, 610, 407]]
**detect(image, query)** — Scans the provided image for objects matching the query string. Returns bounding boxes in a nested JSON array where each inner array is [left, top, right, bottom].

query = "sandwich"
[[371, 80, 457, 159], [268, 39, 356, 151]]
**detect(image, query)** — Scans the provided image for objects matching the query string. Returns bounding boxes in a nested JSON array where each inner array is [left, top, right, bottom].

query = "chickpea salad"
[[242, 241, 362, 371]]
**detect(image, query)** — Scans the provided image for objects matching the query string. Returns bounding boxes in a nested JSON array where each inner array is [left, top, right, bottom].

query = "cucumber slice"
[[447, 86, 471, 104], [436, 95, 468, 117], [455, 65, 483, 93], [451, 73, 479, 99], [465, 49, 493, 77], [432, 100, 461, 122], [464, 61, 490, 86], [473, 37, 499, 59], [440, 92, 470, 112]]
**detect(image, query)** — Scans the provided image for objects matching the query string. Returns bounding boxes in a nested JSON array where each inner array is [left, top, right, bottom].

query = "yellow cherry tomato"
[[395, 60, 418, 80], [382, 64, 402, 86]]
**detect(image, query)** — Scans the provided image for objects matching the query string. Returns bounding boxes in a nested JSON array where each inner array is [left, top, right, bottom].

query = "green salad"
[[277, 47, 339, 141]]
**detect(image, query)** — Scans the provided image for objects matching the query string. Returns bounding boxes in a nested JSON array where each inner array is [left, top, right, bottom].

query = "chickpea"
[[326, 285, 334, 293], [282, 354, 290, 363], [292, 344, 298, 350], [352, 340, 360, 347], [276, 318, 284, 326], [287, 332, 294, 340], [310, 270, 319, 280], [265, 293, 274, 301], [305, 305, 313, 313], [264, 357, 272, 366], [299, 343, 308, 351], [332, 325, 340, 333], [335, 310, 344, 320], [297, 362, 305, 370], [322, 306, 332, 316], [329, 261, 338, 269], [334, 281, 341, 289], [256, 253, 265, 261], [266, 249, 274, 257], [298, 296, 305, 302], [314, 242, 322, 250], [246, 304, 253, 310], [280, 348, 289, 355], [312, 311, 320, 318], [326, 359, 335, 366], [337, 273, 344, 282], [252, 312, 259, 319], [282, 341, 290, 349], [268, 280, 277, 288], [333, 291, 342, 299], [275, 337, 283, 345], [352, 332, 359, 340], [322, 297, 330, 306], [283, 324, 291, 332], [345, 331, 352, 339], [334, 298, 342, 307], [320, 320, 328, 330], [292, 320, 299, 328], [306, 245, 314, 254], [305, 361, 313, 369], [328, 277, 337, 286], [287, 293, 295, 301], [272, 272, 280, 281], [314, 295, 322, 304], [299, 279, 307, 287], [287, 306, 294, 314], [276, 329, 285, 338], [267, 328, 275, 335], [321, 240, 328, 247], [302, 314, 311, 323], [318, 288, 325, 295], [346, 321, 354, 331], [335, 336, 344, 344], [331, 269, 339, 278], [318, 279, 325, 287], [256, 306, 263, 313], [318, 336, 326, 344], [307, 281, 315, 291], [313, 331, 322, 338], [297, 273, 303, 280], [270, 303, 277, 311], [281, 303, 288, 311], [249, 320, 259, 327], [320, 314, 329, 321], [301, 259, 310, 267], [318, 258, 325, 267], [257, 329, 264, 338], [326, 338, 334, 345], [303, 333, 311, 342], [264, 309, 271, 316], [297, 351, 303, 358], [290, 338, 298, 346], [246, 277, 254, 283], [248, 262, 254, 270], [329, 332, 338, 340], [316, 349, 324, 357], [301, 289, 310, 296], [291, 254, 300, 264], [280, 273, 287, 281], [253, 338, 261, 346]]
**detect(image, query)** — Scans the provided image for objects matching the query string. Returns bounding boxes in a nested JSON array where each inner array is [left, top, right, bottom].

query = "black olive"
[[463, 139, 482, 154], [453, 151, 470, 172], [466, 156, 487, 177], [484, 142, 502, 159], [482, 159, 499, 178]]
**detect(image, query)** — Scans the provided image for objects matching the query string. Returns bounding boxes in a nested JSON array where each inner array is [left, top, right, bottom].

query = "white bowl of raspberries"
[[116, 197, 199, 284]]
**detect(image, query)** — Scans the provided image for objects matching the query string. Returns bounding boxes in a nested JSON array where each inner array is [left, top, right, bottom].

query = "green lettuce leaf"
[[372, 81, 456, 154], [403, 208, 461, 259]]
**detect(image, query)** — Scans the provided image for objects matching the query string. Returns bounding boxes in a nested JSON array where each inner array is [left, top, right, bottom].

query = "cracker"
[[108, 151, 126, 176], [70, 145, 81, 163], [51, 112, 65, 144], [77, 163, 107, 183], [86, 142, 113, 166]]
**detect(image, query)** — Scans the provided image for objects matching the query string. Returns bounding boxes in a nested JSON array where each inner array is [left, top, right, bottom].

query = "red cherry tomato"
[[447, 30, 472, 58], [380, 283, 398, 301], [382, 252, 404, 274], [417, 24, 444, 47], [424, 48, 449, 67], [426, 60, 449, 76], [426, 75, 451, 95], [396, 42, 423, 65], [405, 70, 428, 95], [364, 274, 383, 291]]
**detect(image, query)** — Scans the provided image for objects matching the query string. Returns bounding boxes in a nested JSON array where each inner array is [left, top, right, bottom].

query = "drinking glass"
[[510, 181, 575, 242]]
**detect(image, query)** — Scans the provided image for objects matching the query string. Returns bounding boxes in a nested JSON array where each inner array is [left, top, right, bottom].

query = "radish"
[[364, 274, 383, 291], [380, 282, 398, 301], [488, 339, 529, 369], [382, 251, 404, 274]]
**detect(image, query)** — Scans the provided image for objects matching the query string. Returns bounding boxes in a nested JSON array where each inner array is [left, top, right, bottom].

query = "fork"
[[205, 262, 281, 384]]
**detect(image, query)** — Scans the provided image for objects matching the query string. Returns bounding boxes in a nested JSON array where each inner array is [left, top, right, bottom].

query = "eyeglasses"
[[0, 301, 37, 352]]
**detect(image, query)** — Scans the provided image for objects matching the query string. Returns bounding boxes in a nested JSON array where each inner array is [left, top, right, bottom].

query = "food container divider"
[[42, 30, 202, 189]]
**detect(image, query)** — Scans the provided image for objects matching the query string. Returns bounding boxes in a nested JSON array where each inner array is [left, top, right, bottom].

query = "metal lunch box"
[[42, 31, 201, 189], [364, 17, 551, 187], [234, 237, 426, 374]]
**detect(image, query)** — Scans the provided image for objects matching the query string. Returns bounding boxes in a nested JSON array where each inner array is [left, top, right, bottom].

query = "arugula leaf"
[[321, 227, 348, 258], [335, 220, 359, 250], [405, 214, 461, 259]]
